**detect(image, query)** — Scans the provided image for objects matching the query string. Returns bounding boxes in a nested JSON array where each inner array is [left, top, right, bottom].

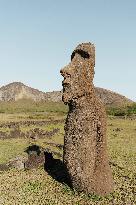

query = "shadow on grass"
[[44, 151, 72, 187], [0, 144, 72, 189], [25, 145, 71, 186]]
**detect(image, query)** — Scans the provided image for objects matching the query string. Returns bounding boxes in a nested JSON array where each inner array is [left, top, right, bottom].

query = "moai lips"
[[60, 42, 114, 196]]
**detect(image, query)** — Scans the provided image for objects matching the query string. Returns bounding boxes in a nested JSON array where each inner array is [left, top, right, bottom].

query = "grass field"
[[0, 101, 135, 205]]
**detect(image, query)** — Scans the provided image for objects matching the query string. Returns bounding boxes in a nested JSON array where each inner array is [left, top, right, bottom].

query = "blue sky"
[[0, 0, 136, 101]]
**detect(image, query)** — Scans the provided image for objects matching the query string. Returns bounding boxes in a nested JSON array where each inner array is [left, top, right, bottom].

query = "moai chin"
[[60, 42, 114, 196]]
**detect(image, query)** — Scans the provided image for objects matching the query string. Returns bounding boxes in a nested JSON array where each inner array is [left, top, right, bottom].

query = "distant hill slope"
[[0, 82, 133, 107], [46, 89, 133, 107], [94, 87, 133, 107], [0, 82, 45, 102]]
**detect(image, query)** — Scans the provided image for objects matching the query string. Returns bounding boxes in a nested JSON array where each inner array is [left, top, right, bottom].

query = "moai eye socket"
[[71, 49, 90, 61]]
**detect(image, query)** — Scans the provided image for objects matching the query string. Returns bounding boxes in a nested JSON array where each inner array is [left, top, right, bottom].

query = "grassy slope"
[[0, 100, 68, 114], [0, 101, 135, 205]]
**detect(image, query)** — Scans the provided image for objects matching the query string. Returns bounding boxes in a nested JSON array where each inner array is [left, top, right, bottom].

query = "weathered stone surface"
[[60, 42, 114, 196], [8, 156, 27, 170], [25, 145, 45, 169]]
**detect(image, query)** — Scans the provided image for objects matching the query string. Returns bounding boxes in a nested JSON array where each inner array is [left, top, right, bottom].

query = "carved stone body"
[[60, 43, 114, 196]]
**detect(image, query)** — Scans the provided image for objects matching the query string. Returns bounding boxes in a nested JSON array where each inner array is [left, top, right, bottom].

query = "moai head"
[[60, 43, 95, 104]]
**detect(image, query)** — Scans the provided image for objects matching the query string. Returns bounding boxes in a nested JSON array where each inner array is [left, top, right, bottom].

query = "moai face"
[[60, 43, 95, 104]]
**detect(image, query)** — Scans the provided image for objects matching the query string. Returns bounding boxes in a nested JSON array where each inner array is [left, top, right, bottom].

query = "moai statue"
[[60, 42, 114, 196]]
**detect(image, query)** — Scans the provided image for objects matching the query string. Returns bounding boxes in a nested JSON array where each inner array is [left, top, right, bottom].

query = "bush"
[[106, 103, 136, 116]]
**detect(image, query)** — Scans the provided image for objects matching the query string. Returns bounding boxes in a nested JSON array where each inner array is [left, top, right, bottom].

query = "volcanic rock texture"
[[60, 42, 114, 196]]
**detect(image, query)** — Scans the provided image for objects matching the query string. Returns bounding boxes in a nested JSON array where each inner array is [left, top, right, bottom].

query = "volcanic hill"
[[0, 82, 133, 107], [0, 82, 45, 102]]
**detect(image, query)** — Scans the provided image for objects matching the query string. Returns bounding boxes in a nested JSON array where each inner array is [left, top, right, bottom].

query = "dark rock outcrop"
[[25, 145, 45, 169]]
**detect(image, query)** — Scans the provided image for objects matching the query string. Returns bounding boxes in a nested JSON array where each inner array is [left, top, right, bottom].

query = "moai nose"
[[60, 65, 71, 78], [60, 68, 65, 77]]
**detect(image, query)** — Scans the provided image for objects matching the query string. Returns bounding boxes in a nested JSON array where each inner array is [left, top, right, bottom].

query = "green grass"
[[19, 123, 63, 133], [0, 99, 136, 117], [0, 139, 28, 163], [107, 118, 136, 172], [0, 99, 68, 115], [106, 103, 136, 116], [0, 111, 135, 204]]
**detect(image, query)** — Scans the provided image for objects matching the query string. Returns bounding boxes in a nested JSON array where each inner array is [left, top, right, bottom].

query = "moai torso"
[[60, 43, 114, 196]]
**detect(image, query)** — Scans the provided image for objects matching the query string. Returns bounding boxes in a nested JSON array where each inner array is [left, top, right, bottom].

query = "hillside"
[[0, 82, 133, 107], [94, 87, 133, 107], [0, 82, 45, 102], [46, 88, 133, 107]]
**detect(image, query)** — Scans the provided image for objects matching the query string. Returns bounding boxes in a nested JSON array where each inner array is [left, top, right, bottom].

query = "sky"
[[0, 0, 136, 101]]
